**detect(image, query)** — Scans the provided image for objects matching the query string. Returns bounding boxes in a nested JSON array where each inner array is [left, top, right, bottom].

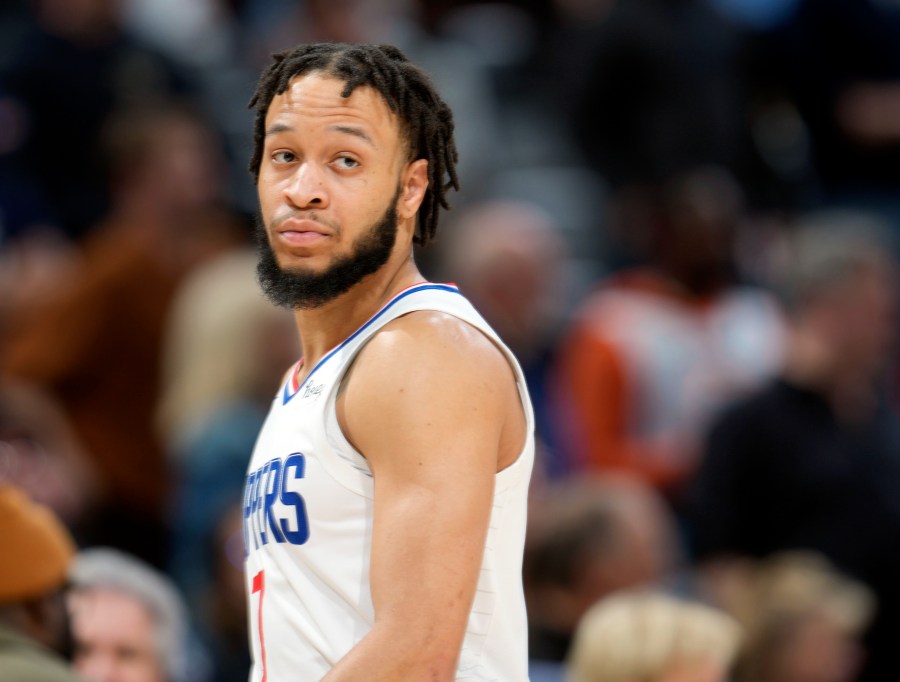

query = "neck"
[[292, 253, 423, 374]]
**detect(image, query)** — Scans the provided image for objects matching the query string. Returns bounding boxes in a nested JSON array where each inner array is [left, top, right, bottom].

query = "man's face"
[[255, 72, 412, 309], [824, 259, 898, 376], [68, 588, 166, 682]]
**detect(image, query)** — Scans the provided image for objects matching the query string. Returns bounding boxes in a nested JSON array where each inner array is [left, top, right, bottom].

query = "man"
[[3, 102, 243, 569], [242, 43, 534, 680], [66, 548, 195, 682], [687, 212, 900, 682], [0, 484, 81, 682], [553, 166, 783, 502], [524, 476, 678, 666]]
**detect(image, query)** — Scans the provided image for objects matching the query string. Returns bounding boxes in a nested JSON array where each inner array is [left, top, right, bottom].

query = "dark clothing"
[[568, 0, 747, 189], [528, 625, 571, 664], [0, 19, 191, 239], [688, 378, 900, 682], [0, 624, 82, 682], [755, 0, 900, 195]]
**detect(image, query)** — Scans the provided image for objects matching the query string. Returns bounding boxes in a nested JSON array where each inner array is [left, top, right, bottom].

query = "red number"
[[251, 570, 268, 682]]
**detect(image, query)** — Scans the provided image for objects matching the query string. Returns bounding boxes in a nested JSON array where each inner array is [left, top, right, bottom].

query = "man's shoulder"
[[340, 308, 518, 422], [362, 308, 510, 377]]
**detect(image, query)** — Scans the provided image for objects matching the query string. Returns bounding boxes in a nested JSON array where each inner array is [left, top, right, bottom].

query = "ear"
[[397, 158, 429, 222]]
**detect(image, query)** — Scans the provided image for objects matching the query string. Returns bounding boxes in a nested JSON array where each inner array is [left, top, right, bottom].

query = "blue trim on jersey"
[[282, 283, 461, 405]]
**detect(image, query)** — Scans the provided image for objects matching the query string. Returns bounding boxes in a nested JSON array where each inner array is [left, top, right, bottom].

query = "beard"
[[255, 187, 400, 309]]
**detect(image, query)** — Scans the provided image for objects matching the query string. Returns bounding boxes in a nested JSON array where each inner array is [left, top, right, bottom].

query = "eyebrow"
[[264, 123, 377, 149], [265, 123, 294, 136], [328, 125, 376, 148]]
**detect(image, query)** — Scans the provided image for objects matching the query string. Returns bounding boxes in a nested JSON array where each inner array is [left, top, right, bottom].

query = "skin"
[[67, 588, 165, 682], [257, 72, 526, 680]]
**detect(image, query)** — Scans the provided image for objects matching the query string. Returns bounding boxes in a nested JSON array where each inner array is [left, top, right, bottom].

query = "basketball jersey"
[[242, 282, 535, 681]]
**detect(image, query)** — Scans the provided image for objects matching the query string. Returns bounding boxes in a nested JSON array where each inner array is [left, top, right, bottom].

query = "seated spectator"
[[2, 101, 245, 568], [553, 166, 783, 505], [688, 211, 900, 682], [567, 589, 742, 682], [0, 484, 81, 682], [719, 552, 873, 682], [0, 0, 193, 240], [525, 475, 679, 664], [67, 547, 203, 682]]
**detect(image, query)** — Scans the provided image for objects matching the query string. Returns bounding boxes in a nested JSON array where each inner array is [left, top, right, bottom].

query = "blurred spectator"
[[157, 248, 296, 458], [0, 484, 81, 682], [67, 547, 203, 682], [541, 0, 750, 192], [157, 248, 294, 681], [713, 552, 874, 682], [688, 212, 900, 682], [0, 379, 98, 528], [437, 200, 572, 479], [748, 0, 900, 226], [525, 475, 679, 666], [1, 101, 245, 569], [0, 229, 81, 358], [566, 589, 741, 682], [117, 0, 267, 216], [0, 0, 194, 240], [552, 166, 783, 504]]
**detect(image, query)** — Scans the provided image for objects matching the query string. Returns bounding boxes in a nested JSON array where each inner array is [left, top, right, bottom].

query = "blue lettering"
[[242, 470, 256, 556], [243, 452, 311, 551], [264, 459, 285, 544], [280, 453, 310, 545], [250, 468, 265, 549]]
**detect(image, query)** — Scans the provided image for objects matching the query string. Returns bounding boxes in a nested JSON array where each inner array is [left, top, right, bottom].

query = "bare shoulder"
[[338, 310, 523, 473], [367, 309, 512, 375]]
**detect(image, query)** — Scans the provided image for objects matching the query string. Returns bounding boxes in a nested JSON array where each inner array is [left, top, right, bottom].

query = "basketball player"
[[242, 43, 534, 681]]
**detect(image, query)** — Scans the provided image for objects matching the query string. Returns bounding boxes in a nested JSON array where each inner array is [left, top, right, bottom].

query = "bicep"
[[339, 316, 509, 653]]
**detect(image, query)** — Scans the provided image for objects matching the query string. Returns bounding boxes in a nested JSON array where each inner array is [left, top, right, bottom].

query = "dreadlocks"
[[248, 43, 459, 246]]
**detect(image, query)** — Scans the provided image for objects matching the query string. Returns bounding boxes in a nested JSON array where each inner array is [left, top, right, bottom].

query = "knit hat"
[[0, 485, 76, 603]]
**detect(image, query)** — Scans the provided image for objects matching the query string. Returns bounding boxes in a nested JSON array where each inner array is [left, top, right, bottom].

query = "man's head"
[[567, 590, 742, 682], [103, 102, 225, 213], [248, 43, 459, 309], [524, 476, 678, 634], [67, 548, 190, 682], [775, 211, 898, 381], [0, 484, 76, 658], [250, 42, 458, 245], [441, 200, 569, 359]]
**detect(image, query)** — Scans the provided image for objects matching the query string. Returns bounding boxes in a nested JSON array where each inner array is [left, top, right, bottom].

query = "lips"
[[275, 217, 333, 246]]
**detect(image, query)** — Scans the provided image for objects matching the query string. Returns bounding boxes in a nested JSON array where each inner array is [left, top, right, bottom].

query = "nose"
[[283, 162, 328, 209]]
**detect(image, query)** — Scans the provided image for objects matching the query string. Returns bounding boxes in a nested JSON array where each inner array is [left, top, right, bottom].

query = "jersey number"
[[252, 570, 268, 682]]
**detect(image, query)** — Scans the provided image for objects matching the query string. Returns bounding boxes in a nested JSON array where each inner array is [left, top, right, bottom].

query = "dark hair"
[[248, 42, 459, 245]]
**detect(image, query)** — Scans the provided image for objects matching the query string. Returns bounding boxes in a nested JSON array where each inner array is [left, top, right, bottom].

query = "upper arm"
[[335, 311, 520, 675]]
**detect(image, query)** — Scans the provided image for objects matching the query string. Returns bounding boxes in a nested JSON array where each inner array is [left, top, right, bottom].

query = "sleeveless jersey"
[[242, 282, 535, 681]]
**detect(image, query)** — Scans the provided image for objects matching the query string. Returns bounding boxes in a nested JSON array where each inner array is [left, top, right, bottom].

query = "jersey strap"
[[282, 282, 461, 405]]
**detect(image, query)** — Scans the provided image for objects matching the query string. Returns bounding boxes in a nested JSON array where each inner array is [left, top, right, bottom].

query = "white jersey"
[[242, 282, 535, 681]]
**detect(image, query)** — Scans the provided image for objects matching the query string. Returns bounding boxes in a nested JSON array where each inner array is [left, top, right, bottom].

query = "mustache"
[[270, 209, 339, 232]]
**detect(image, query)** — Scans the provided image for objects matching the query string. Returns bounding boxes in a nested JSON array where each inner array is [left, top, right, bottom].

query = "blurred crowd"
[[2, 0, 900, 681]]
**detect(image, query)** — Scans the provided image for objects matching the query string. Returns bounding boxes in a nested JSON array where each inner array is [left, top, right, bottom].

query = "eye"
[[272, 150, 296, 164], [333, 156, 360, 170]]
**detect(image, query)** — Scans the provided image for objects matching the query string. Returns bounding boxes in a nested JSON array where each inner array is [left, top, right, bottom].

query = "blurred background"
[[1, 0, 900, 680]]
